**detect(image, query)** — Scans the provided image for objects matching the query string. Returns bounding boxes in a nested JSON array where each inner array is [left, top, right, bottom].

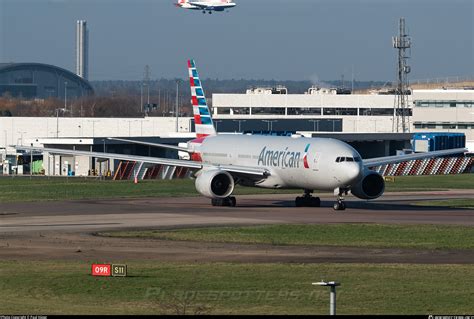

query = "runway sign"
[[91, 264, 111, 276], [112, 264, 127, 277]]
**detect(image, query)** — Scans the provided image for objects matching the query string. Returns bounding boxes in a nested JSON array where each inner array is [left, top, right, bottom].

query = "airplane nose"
[[345, 163, 362, 184]]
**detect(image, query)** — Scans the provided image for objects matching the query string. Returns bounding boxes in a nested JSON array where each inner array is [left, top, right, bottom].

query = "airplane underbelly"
[[273, 167, 338, 191]]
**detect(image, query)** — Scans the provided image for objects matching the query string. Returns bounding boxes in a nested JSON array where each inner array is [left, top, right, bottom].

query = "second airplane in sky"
[[176, 0, 237, 14]]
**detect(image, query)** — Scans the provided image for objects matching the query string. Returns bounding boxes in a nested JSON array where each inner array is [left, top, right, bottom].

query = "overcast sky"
[[0, 0, 472, 81]]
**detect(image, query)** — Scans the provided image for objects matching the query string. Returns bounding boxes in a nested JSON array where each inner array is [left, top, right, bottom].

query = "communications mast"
[[392, 17, 412, 133]]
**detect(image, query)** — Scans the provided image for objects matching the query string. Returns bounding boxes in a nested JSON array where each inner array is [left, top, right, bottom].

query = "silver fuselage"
[[189, 134, 364, 191]]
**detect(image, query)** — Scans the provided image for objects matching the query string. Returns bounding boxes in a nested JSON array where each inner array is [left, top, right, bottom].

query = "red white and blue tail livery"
[[188, 59, 217, 138], [176, 0, 236, 14]]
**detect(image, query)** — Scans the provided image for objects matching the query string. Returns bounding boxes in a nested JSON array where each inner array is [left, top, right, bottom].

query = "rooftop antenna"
[[392, 17, 412, 133]]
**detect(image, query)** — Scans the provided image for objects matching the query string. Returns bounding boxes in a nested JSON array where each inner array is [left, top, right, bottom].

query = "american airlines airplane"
[[175, 0, 236, 14], [21, 60, 466, 210]]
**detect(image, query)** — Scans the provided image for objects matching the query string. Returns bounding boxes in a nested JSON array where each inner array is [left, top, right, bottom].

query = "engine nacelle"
[[195, 169, 234, 199], [351, 170, 385, 200]]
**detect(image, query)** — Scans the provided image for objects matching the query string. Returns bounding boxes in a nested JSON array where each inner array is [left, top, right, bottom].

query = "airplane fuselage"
[[177, 1, 236, 11], [188, 134, 364, 191]]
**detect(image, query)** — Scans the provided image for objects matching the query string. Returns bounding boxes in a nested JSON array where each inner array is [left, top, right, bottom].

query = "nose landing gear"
[[333, 188, 348, 211], [295, 189, 321, 207]]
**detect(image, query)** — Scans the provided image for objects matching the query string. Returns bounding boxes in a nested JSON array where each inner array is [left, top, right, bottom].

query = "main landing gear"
[[295, 189, 321, 207], [211, 196, 236, 207], [333, 188, 348, 211]]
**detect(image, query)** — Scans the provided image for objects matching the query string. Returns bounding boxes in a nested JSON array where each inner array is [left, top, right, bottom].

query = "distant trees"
[[0, 78, 386, 117]]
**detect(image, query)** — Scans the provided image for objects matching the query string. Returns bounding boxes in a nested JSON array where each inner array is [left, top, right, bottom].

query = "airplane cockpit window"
[[336, 156, 361, 163]]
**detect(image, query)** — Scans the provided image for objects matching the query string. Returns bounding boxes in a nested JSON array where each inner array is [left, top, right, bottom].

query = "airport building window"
[[216, 107, 250, 115], [415, 100, 473, 108], [395, 108, 412, 116], [217, 107, 231, 114], [334, 108, 357, 116], [359, 108, 394, 116], [232, 107, 250, 115], [252, 107, 285, 115], [414, 122, 473, 130], [442, 124, 456, 129], [323, 108, 336, 115], [287, 107, 321, 115]]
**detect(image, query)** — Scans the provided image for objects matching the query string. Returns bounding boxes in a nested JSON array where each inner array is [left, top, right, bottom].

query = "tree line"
[[0, 78, 386, 117]]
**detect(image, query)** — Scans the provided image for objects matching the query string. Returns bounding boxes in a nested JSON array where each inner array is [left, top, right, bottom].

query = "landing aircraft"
[[20, 60, 466, 210], [175, 0, 236, 14]]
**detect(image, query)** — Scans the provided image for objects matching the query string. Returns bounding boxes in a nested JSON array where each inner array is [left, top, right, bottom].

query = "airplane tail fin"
[[188, 59, 217, 138]]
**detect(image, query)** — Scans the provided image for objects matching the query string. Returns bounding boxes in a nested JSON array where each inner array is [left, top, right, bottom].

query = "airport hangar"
[[0, 62, 94, 100], [1, 85, 473, 178]]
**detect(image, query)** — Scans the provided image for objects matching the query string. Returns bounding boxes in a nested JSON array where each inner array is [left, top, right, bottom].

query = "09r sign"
[[92, 264, 111, 276]]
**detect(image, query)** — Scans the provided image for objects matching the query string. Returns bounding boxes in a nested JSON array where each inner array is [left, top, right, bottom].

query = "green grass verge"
[[414, 199, 474, 209], [0, 177, 291, 202], [0, 261, 472, 314], [383, 174, 474, 192], [0, 173, 472, 202], [100, 224, 474, 250]]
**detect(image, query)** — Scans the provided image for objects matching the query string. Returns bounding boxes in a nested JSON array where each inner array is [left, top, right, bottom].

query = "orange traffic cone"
[[134, 176, 138, 184]]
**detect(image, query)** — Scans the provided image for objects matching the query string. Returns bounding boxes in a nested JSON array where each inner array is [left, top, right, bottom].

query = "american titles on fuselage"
[[257, 146, 302, 168]]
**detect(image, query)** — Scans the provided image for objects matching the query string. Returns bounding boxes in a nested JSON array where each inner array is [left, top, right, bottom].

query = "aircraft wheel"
[[311, 197, 321, 207], [333, 202, 346, 211], [211, 198, 220, 206], [295, 197, 303, 207], [228, 196, 236, 207]]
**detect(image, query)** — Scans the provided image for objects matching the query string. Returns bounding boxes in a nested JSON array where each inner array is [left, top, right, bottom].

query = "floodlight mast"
[[312, 281, 340, 315]]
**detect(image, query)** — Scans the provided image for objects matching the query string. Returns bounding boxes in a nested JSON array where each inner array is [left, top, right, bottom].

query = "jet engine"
[[350, 170, 385, 200], [195, 169, 235, 198]]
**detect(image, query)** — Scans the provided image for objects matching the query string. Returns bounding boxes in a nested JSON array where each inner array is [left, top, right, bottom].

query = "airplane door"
[[312, 153, 321, 171]]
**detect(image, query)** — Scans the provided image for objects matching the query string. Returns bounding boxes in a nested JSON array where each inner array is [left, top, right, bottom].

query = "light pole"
[[312, 281, 340, 315], [88, 119, 100, 137], [140, 82, 143, 113], [176, 79, 180, 132], [3, 130, 7, 163], [309, 119, 320, 132], [56, 108, 60, 138], [30, 143, 33, 178], [232, 119, 247, 133], [64, 81, 68, 115], [262, 120, 277, 131]]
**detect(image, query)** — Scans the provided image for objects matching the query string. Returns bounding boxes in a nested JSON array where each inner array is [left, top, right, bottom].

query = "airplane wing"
[[17, 146, 270, 178], [107, 137, 191, 153], [363, 148, 467, 168]]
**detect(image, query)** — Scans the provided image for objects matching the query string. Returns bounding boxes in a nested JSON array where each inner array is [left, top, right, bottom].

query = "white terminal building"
[[211, 87, 473, 146], [0, 87, 472, 177]]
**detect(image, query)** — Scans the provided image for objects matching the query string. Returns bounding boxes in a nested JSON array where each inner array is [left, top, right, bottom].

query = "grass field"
[[0, 174, 472, 202], [0, 261, 472, 315], [100, 224, 474, 250]]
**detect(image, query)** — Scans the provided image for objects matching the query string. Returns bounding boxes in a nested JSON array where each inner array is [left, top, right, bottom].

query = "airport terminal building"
[[0, 86, 472, 178], [211, 88, 473, 144]]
